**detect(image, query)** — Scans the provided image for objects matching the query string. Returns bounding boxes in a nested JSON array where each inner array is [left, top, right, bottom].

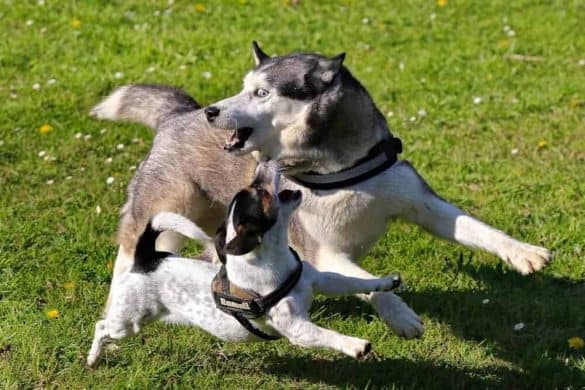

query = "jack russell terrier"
[[87, 162, 401, 367]]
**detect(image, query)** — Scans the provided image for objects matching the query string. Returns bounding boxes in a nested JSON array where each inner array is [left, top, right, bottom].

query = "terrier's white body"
[[87, 166, 400, 367]]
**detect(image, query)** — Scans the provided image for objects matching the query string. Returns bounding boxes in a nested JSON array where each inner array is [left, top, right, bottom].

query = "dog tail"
[[133, 222, 165, 273], [151, 212, 213, 245], [89, 84, 200, 131]]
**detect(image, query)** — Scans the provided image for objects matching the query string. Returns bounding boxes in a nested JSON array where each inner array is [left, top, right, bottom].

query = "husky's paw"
[[89, 86, 127, 120], [371, 292, 424, 339], [502, 242, 552, 275], [342, 337, 372, 360]]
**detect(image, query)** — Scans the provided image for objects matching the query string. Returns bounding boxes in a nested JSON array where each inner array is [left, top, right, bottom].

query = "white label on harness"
[[220, 297, 251, 310]]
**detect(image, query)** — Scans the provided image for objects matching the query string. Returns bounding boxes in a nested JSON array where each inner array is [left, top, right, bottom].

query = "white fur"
[[87, 179, 400, 367], [89, 86, 128, 121]]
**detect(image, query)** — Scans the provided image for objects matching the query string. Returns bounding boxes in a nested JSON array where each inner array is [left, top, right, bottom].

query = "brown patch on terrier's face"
[[223, 185, 278, 256]]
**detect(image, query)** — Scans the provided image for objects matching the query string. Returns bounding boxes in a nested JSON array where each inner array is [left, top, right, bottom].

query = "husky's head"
[[205, 42, 390, 174]]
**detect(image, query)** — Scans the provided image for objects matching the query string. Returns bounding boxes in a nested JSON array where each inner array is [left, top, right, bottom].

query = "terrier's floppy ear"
[[252, 41, 269, 66], [214, 223, 227, 264], [225, 230, 262, 255]]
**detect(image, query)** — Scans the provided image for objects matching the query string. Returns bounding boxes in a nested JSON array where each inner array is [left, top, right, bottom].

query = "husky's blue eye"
[[255, 88, 269, 98]]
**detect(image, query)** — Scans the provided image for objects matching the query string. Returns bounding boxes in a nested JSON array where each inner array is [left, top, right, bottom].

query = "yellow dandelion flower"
[[194, 3, 206, 12], [70, 18, 81, 29], [106, 261, 113, 271], [537, 140, 548, 149], [63, 282, 75, 289], [568, 337, 584, 350], [47, 309, 59, 319], [39, 124, 53, 134], [437, 0, 447, 7]]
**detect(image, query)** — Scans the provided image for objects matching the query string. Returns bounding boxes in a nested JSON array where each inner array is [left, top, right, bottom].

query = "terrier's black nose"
[[204, 106, 220, 122]]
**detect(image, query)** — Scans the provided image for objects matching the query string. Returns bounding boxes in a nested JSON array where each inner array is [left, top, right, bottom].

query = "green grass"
[[1, 0, 584, 388]]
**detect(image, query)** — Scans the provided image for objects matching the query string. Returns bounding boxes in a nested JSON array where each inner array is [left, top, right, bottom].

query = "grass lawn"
[[1, 0, 584, 388]]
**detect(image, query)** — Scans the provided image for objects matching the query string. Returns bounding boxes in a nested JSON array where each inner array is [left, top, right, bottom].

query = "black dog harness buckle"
[[290, 136, 402, 190], [212, 248, 303, 340]]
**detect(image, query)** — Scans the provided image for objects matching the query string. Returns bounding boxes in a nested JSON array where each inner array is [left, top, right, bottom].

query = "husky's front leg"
[[314, 250, 424, 339], [392, 162, 551, 274]]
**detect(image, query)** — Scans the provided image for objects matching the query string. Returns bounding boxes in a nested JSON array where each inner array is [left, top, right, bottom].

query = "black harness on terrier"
[[211, 248, 303, 341], [290, 136, 402, 190]]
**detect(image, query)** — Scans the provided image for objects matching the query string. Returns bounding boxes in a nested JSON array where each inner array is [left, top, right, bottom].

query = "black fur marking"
[[132, 222, 173, 274], [220, 189, 277, 256]]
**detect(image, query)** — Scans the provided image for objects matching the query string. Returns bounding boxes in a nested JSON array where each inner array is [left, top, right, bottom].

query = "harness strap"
[[290, 137, 402, 190], [211, 248, 303, 341], [232, 312, 281, 341]]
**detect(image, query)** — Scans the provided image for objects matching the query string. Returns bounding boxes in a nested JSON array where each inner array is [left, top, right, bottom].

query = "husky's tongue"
[[224, 127, 253, 151]]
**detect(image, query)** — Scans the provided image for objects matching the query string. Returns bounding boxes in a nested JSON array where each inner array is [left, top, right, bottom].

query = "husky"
[[87, 162, 402, 367], [90, 42, 551, 339]]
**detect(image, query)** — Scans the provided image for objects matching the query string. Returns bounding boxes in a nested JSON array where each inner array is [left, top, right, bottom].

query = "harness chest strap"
[[211, 248, 303, 340], [290, 136, 402, 190]]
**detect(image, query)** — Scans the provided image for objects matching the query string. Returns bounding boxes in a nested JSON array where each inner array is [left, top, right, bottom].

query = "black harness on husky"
[[211, 248, 303, 341], [290, 136, 402, 190]]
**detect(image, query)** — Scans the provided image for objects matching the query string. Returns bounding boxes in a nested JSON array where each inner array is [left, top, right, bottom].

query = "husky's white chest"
[[294, 185, 390, 259]]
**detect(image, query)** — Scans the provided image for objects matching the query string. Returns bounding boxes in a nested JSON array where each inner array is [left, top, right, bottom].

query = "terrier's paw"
[[502, 242, 552, 275], [343, 338, 372, 359], [376, 274, 401, 291], [371, 292, 424, 339]]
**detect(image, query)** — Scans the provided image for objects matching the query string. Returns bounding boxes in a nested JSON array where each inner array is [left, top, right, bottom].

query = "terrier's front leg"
[[87, 320, 109, 368], [314, 250, 424, 339], [270, 313, 371, 359]]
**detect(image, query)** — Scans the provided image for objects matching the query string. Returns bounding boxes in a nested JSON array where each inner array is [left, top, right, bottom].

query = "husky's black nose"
[[204, 106, 220, 122]]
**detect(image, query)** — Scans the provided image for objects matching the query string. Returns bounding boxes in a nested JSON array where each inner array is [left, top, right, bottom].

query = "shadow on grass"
[[263, 353, 503, 389], [306, 261, 585, 388]]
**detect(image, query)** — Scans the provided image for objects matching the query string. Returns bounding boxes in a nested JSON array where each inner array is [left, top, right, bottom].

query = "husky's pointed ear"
[[225, 231, 261, 255], [252, 41, 269, 66], [317, 52, 346, 84]]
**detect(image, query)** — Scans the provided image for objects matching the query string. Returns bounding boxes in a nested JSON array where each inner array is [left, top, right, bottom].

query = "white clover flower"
[[511, 148, 519, 155], [106, 177, 115, 185], [417, 108, 427, 117], [75, 132, 82, 139], [96, 205, 102, 214], [26, 20, 34, 26], [38, 150, 46, 157], [0, 140, 4, 146], [47, 78, 56, 85], [84, 134, 92, 141], [65, 176, 72, 180], [362, 18, 370, 24], [116, 143, 124, 150], [513, 322, 525, 331], [507, 29, 516, 37], [399, 62, 405, 71], [473, 96, 482, 105], [409, 116, 416, 122], [46, 179, 54, 185], [32, 83, 41, 90], [146, 66, 155, 73], [105, 157, 113, 164], [129, 165, 136, 171], [387, 111, 394, 117], [114, 72, 124, 79], [482, 299, 490, 304], [99, 128, 107, 134], [202, 71, 212, 79]]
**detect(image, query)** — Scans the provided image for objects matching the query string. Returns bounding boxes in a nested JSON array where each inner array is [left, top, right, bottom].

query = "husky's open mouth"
[[224, 127, 253, 151]]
